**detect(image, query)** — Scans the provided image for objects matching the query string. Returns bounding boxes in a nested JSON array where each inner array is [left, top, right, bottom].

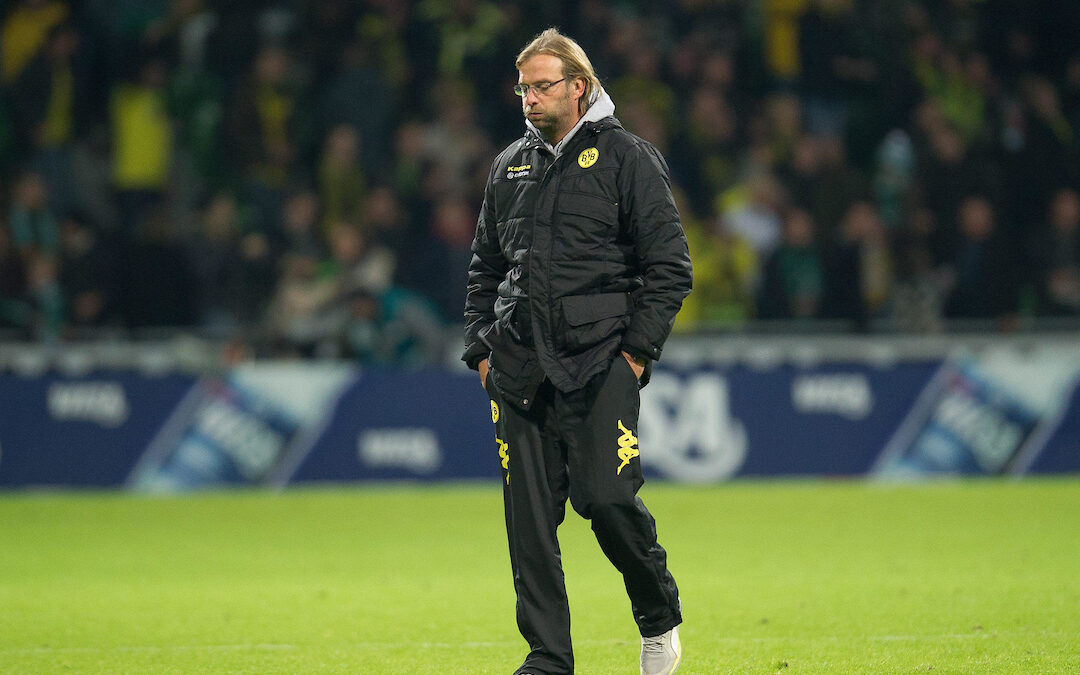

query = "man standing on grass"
[[463, 28, 692, 675]]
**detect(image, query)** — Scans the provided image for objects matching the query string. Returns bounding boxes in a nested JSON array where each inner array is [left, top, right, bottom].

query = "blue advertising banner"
[[127, 363, 357, 491], [0, 373, 195, 487], [286, 369, 498, 483], [637, 362, 940, 481], [872, 346, 1080, 478], [0, 352, 1076, 491], [1027, 381, 1080, 474]]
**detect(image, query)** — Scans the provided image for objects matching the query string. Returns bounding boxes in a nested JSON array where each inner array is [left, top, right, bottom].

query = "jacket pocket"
[[489, 341, 541, 408], [555, 192, 620, 258], [559, 192, 618, 225], [559, 292, 631, 353]]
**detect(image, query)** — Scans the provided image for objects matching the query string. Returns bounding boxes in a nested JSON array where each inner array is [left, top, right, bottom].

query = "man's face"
[[518, 54, 580, 143]]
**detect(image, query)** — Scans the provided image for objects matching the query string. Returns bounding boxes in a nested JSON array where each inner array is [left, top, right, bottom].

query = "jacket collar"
[[523, 87, 618, 156]]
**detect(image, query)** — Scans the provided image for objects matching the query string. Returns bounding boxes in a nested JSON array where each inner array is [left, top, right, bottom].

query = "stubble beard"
[[528, 111, 558, 138], [525, 93, 571, 142]]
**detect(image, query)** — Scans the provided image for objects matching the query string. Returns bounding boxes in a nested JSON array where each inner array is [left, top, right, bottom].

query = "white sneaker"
[[640, 624, 681, 675]]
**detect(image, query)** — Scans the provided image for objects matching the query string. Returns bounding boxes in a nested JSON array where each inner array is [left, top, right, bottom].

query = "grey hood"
[[526, 86, 616, 157]]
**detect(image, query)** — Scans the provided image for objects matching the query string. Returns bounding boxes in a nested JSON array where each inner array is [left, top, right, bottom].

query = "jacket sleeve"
[[462, 164, 507, 369], [617, 141, 693, 362]]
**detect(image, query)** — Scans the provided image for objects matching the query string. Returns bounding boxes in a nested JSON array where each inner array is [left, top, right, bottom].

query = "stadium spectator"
[[912, 36, 988, 145], [338, 281, 446, 367], [1, 0, 69, 86], [799, 134, 869, 244], [891, 207, 948, 333], [1009, 75, 1079, 224], [758, 207, 825, 320], [414, 0, 508, 85], [9, 170, 59, 257], [25, 250, 64, 340], [821, 200, 894, 328], [796, 0, 877, 137], [1064, 55, 1080, 137], [154, 0, 227, 187], [944, 195, 1020, 324], [9, 21, 82, 214], [415, 79, 494, 200], [677, 212, 758, 328], [0, 218, 29, 330], [362, 185, 413, 265], [324, 221, 395, 302], [295, 0, 365, 95], [227, 44, 307, 231], [110, 52, 173, 236], [873, 129, 916, 231], [423, 196, 476, 322], [669, 85, 741, 219], [318, 123, 366, 236], [911, 101, 984, 264], [142, 0, 220, 72], [188, 192, 275, 330], [722, 171, 786, 260], [607, 42, 676, 142], [316, 38, 397, 175], [263, 250, 338, 358], [273, 188, 325, 260], [389, 120, 428, 205], [1031, 187, 1080, 317], [352, 1, 413, 96], [58, 210, 119, 329], [762, 92, 804, 171]]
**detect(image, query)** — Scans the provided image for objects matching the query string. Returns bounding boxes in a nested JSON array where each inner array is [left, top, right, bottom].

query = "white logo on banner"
[[359, 428, 442, 474], [47, 382, 130, 427], [791, 374, 873, 420], [639, 372, 747, 481], [195, 403, 285, 479], [933, 392, 1023, 472]]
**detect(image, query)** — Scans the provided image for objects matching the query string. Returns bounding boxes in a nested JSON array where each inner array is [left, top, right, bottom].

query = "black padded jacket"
[[462, 116, 692, 410]]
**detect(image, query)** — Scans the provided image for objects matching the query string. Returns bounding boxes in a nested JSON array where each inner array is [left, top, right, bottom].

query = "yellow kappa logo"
[[616, 420, 639, 475], [578, 147, 599, 168], [506, 163, 531, 179], [491, 401, 500, 423]]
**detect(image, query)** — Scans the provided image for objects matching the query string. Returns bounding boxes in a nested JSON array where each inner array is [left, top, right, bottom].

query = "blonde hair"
[[516, 28, 601, 113]]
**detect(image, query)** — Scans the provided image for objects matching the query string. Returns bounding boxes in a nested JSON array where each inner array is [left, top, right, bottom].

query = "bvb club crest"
[[578, 147, 599, 168]]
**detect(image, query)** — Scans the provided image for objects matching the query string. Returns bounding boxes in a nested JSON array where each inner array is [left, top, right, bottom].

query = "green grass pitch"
[[1, 479, 1077, 673]]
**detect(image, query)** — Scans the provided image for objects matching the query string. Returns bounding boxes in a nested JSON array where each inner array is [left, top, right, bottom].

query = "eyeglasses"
[[513, 78, 566, 97]]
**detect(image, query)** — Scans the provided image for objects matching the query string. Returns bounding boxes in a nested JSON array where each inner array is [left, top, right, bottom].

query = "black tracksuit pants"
[[487, 356, 682, 675]]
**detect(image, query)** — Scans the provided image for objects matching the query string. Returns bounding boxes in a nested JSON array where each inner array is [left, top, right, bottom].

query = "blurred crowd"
[[2, 0, 1080, 365]]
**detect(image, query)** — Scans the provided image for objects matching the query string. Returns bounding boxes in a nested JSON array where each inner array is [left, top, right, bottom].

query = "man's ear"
[[571, 77, 586, 102]]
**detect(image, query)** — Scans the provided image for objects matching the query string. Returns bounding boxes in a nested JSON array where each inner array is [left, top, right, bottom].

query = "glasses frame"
[[513, 78, 567, 98]]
